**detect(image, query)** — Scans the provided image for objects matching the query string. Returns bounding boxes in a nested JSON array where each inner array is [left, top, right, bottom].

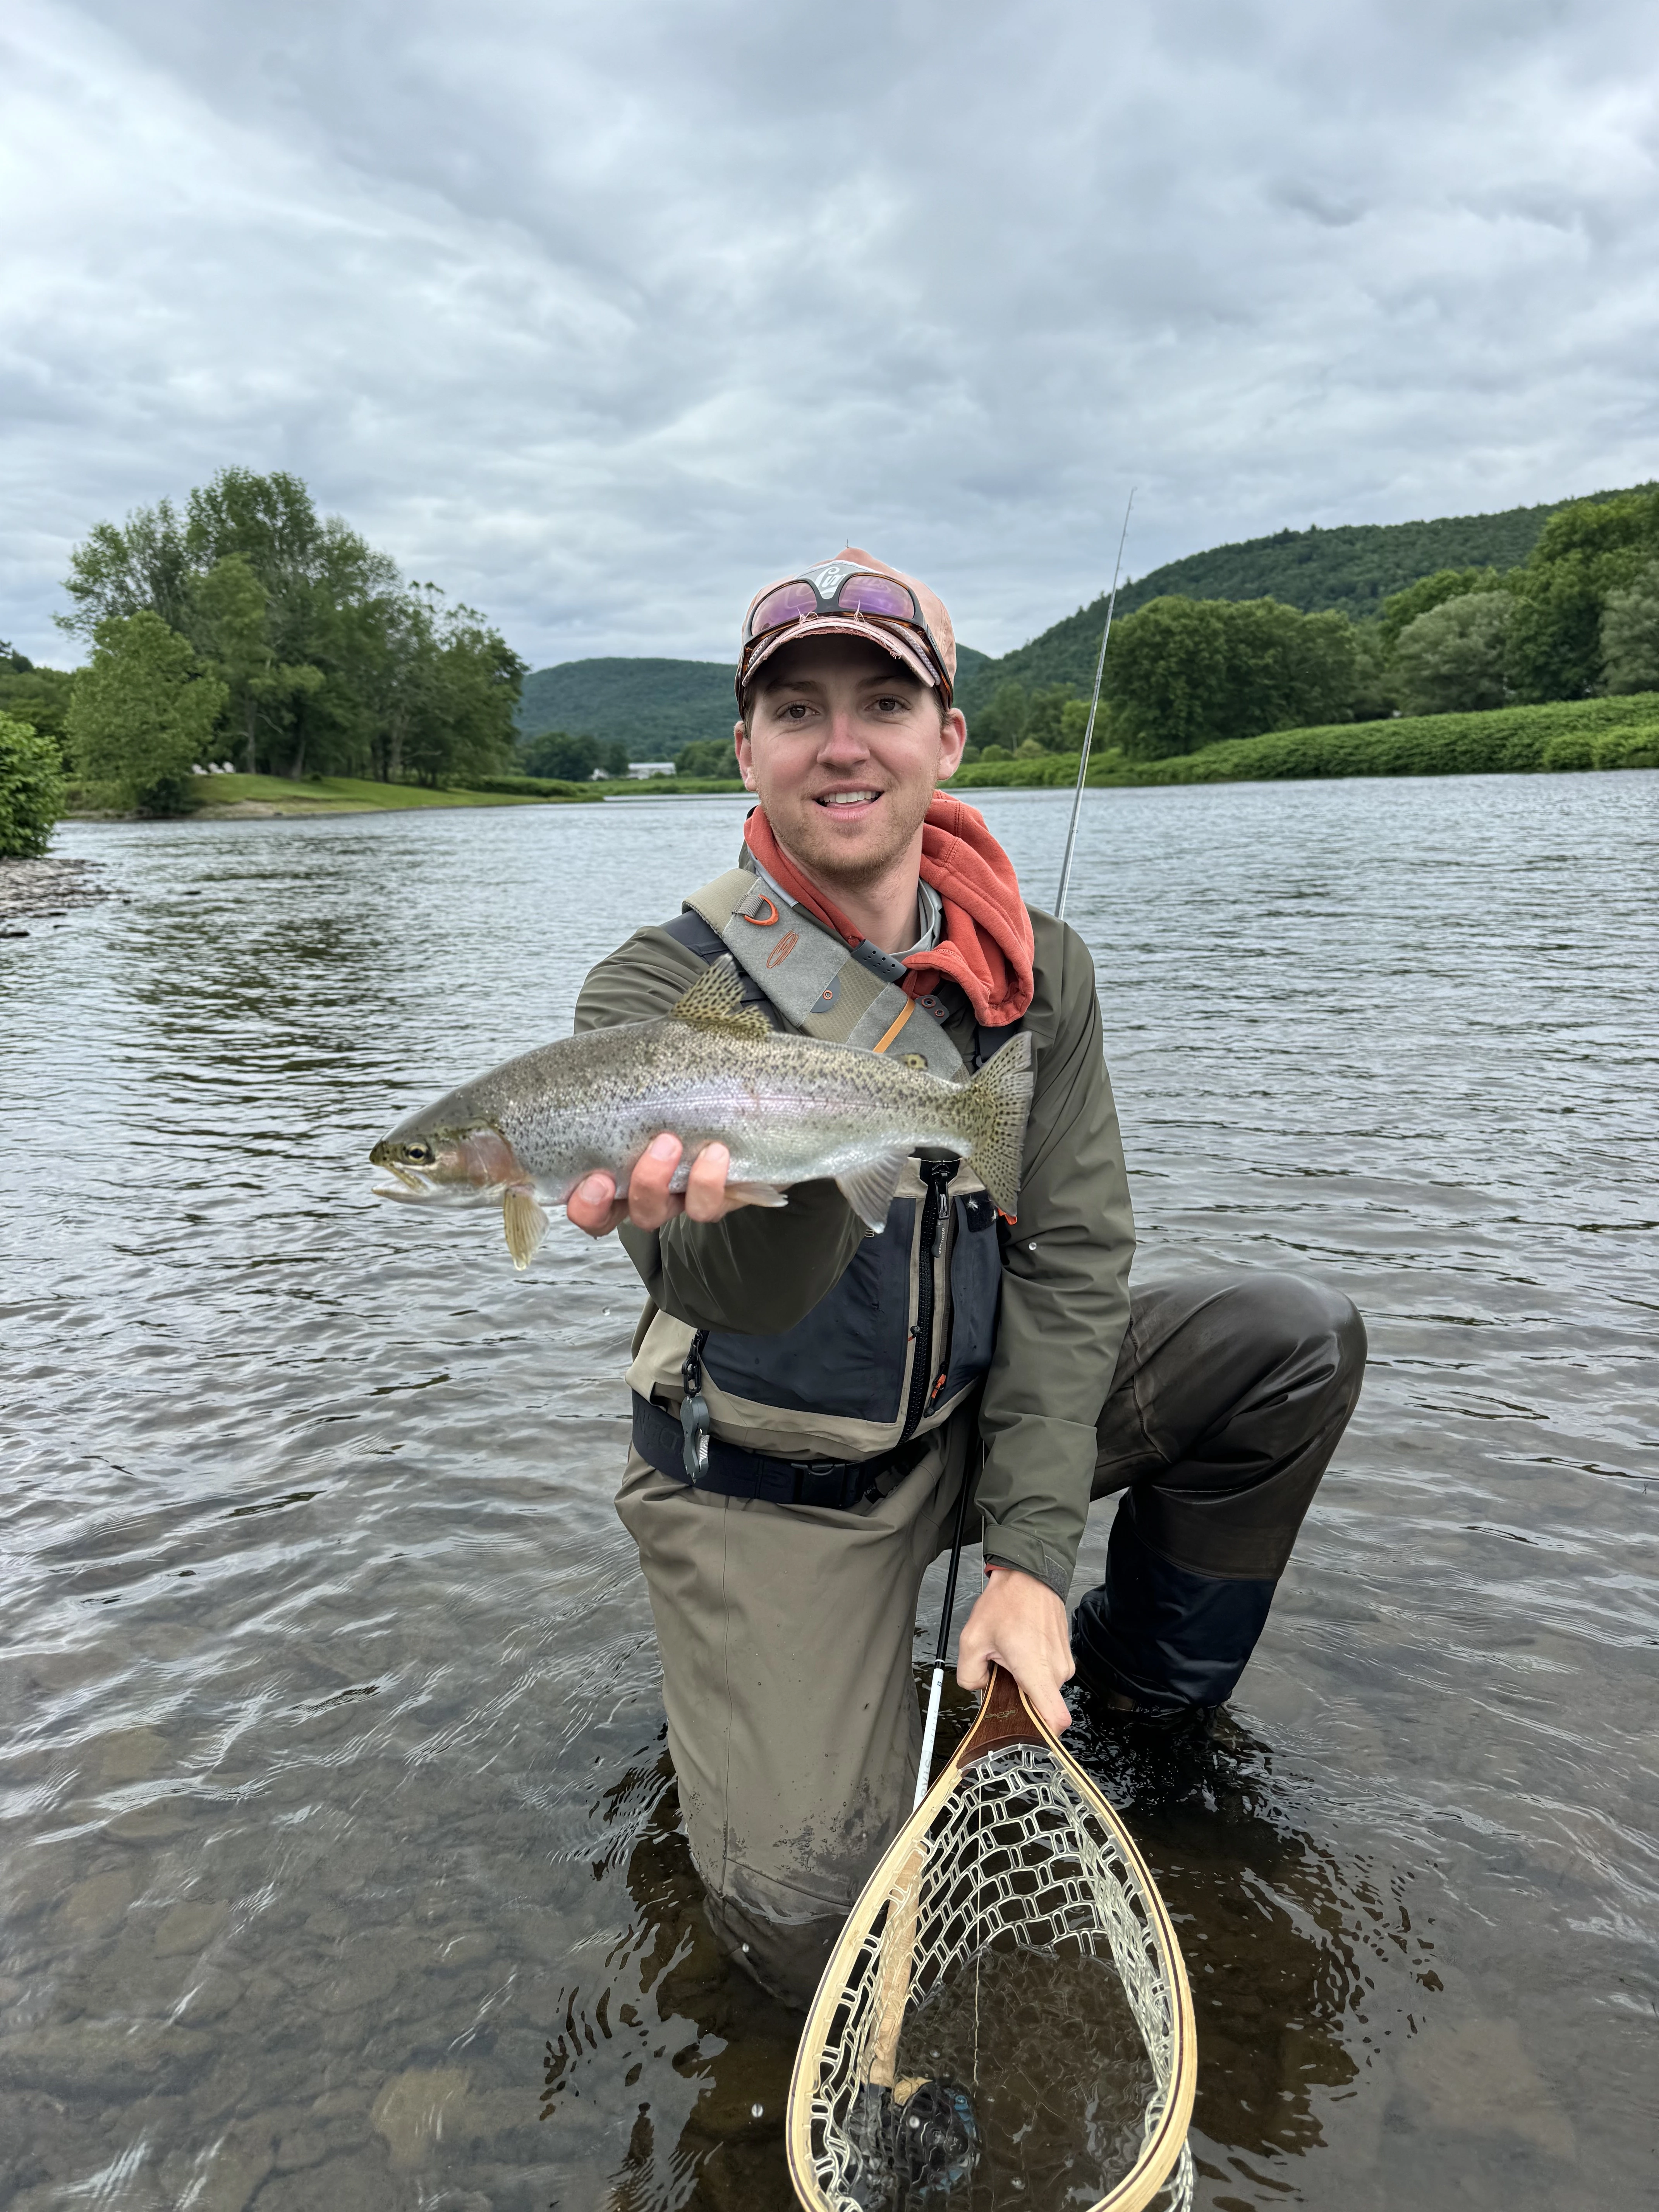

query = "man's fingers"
[[955, 1638, 989, 1692], [567, 1171, 625, 1238], [1029, 1678, 1073, 1733], [684, 1143, 732, 1222], [567, 1135, 742, 1236], [627, 1133, 685, 1229]]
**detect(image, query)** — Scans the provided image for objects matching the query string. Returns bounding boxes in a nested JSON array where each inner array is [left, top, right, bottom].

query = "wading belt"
[[630, 1391, 915, 1510]]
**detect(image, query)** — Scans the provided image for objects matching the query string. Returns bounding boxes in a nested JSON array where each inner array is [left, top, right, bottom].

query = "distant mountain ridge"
[[518, 487, 1649, 747], [955, 484, 1649, 711], [517, 644, 995, 754]]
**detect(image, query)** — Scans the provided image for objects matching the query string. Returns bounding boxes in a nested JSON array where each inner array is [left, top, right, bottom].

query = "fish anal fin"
[[724, 1181, 789, 1210], [503, 1186, 551, 1270], [668, 955, 771, 1040], [835, 1151, 908, 1232]]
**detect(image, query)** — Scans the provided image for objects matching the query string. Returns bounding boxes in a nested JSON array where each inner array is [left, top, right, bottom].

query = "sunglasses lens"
[[837, 574, 914, 620], [749, 582, 818, 635]]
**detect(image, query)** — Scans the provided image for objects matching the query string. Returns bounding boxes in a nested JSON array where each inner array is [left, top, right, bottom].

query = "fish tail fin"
[[953, 1033, 1034, 1218]]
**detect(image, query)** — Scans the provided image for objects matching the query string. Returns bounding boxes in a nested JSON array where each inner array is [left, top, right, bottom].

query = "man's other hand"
[[956, 1566, 1074, 1734], [566, 1133, 750, 1239]]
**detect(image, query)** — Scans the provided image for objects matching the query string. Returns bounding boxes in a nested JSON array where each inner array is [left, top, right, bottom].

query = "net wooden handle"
[[956, 1661, 1044, 1765]]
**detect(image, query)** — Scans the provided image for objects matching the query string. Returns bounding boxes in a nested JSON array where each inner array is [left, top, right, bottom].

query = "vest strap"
[[683, 869, 966, 1079]]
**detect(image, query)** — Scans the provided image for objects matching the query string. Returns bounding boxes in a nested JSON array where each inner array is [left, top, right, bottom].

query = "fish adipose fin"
[[836, 1151, 909, 1233], [502, 1186, 551, 1270], [953, 1034, 1034, 1218], [669, 956, 771, 1041]]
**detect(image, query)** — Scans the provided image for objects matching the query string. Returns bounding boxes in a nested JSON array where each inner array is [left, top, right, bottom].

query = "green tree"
[[0, 713, 65, 857], [1393, 592, 1513, 716], [673, 736, 740, 778], [58, 499, 193, 637], [1598, 559, 1659, 695], [1105, 596, 1363, 759], [1376, 567, 1506, 649], [1506, 488, 1659, 702], [522, 730, 599, 781], [0, 662, 76, 769], [970, 682, 1032, 754], [189, 555, 323, 773], [68, 612, 227, 814], [1020, 684, 1080, 751]]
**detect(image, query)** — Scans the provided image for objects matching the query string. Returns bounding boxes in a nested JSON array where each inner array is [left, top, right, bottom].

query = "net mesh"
[[803, 1741, 1194, 2212]]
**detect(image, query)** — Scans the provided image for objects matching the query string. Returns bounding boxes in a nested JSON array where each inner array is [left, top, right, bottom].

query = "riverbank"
[[596, 689, 1659, 797], [64, 771, 600, 821]]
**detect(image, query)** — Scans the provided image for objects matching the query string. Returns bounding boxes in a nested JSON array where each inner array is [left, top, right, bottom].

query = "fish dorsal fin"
[[668, 955, 772, 1040]]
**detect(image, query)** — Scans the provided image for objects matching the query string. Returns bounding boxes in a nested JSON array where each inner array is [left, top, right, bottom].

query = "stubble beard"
[[776, 776, 936, 895]]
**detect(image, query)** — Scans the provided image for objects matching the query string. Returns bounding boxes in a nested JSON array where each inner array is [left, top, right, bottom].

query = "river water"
[[1, 776, 1654, 2212]]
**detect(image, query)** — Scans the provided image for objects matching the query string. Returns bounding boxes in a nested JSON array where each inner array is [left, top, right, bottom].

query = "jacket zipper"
[[902, 1161, 957, 1441]]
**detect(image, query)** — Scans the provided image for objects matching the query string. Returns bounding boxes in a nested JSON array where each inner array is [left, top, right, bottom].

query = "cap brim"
[[737, 615, 945, 704]]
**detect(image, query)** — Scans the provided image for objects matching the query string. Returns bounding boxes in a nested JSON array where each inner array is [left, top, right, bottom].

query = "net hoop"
[[787, 1669, 1197, 2212]]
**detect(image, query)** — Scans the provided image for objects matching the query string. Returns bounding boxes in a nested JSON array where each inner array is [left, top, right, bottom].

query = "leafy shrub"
[[1593, 724, 1659, 769], [0, 713, 65, 857], [948, 692, 1659, 788], [455, 773, 594, 799]]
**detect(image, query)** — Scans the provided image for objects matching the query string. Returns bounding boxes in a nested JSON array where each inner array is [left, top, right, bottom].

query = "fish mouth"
[[369, 1125, 525, 1205]]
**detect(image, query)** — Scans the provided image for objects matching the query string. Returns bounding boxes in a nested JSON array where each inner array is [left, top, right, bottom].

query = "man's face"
[[734, 636, 967, 889]]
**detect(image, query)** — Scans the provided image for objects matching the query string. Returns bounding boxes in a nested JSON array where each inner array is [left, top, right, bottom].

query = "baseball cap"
[[737, 547, 957, 705]]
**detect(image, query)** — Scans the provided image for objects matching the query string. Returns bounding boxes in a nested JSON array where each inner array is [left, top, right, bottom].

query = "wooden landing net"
[[787, 1666, 1197, 2211]]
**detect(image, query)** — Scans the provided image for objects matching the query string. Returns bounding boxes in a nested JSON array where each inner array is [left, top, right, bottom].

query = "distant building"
[[625, 761, 677, 778]]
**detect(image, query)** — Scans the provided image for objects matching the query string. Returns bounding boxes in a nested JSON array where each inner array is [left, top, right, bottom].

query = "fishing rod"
[[1054, 489, 1135, 922]]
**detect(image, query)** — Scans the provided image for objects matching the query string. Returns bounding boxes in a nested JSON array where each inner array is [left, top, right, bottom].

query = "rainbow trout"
[[371, 956, 1033, 1269]]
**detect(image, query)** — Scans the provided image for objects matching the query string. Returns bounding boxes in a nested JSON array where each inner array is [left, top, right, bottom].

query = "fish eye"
[[400, 1142, 435, 1164]]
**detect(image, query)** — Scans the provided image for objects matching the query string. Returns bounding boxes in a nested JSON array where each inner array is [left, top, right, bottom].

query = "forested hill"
[[517, 644, 994, 752], [956, 484, 1649, 711], [518, 487, 1649, 747], [516, 658, 736, 752]]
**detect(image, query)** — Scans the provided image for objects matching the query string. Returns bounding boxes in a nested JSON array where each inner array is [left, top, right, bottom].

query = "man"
[[568, 550, 1365, 2001]]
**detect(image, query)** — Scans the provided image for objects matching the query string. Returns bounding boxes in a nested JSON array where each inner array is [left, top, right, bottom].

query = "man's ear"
[[734, 718, 756, 790], [936, 704, 969, 783]]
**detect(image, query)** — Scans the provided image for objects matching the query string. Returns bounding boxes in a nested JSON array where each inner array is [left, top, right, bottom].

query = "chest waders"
[[625, 868, 1020, 1510]]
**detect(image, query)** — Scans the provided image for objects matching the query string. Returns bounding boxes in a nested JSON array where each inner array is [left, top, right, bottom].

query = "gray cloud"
[[4, 0, 1657, 667]]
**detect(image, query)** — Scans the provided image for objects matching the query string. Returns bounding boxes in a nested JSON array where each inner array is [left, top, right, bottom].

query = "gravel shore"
[[0, 856, 113, 928]]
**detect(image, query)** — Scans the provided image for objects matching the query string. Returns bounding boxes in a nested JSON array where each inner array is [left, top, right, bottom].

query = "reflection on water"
[[1, 775, 1654, 2210]]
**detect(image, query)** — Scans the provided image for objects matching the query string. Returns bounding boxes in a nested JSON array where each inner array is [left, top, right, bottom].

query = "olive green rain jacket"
[[574, 898, 1135, 1599]]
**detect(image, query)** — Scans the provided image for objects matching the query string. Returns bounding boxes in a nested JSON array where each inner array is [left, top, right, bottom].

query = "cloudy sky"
[[4, 0, 1657, 670]]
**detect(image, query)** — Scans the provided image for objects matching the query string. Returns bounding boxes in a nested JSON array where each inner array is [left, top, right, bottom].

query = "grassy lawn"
[[70, 773, 602, 819]]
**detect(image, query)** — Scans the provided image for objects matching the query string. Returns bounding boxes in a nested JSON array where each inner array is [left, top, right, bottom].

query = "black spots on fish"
[[668, 955, 772, 1040], [951, 1032, 1034, 1217]]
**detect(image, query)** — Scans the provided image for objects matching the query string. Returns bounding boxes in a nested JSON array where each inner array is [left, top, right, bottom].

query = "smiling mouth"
[[814, 789, 882, 808]]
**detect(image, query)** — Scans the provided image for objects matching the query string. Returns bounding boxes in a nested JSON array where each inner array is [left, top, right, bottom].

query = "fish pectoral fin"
[[723, 1180, 789, 1210], [835, 1151, 908, 1233], [668, 955, 772, 1041], [502, 1186, 551, 1270]]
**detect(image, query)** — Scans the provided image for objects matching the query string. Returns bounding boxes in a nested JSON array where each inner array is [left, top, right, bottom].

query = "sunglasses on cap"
[[740, 562, 950, 698]]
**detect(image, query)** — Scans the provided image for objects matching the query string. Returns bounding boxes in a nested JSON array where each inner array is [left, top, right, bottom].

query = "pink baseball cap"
[[737, 547, 957, 706]]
